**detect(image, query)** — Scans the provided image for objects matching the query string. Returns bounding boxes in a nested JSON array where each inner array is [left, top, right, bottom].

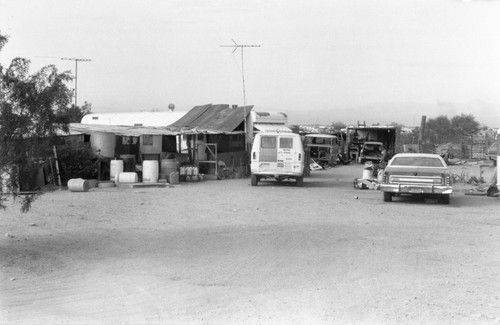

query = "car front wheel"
[[383, 192, 393, 202], [438, 194, 450, 204]]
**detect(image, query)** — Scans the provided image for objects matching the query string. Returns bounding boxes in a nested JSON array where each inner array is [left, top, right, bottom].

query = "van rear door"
[[276, 136, 295, 171], [259, 136, 277, 163]]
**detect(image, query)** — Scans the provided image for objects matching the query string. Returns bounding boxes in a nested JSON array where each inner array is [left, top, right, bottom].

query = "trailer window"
[[261, 136, 276, 149], [279, 137, 293, 149]]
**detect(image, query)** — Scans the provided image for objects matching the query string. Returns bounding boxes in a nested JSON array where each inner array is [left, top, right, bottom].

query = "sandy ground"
[[0, 162, 499, 325]]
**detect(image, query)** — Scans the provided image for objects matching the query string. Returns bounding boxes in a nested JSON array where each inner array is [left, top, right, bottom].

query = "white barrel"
[[110, 159, 124, 182], [362, 169, 372, 179], [142, 160, 159, 183], [497, 129, 500, 187], [117, 172, 138, 183], [68, 178, 90, 192]]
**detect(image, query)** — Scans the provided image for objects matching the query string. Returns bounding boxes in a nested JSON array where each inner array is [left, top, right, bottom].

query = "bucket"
[[169, 171, 179, 184], [110, 159, 124, 182], [142, 160, 159, 183], [68, 178, 90, 192], [117, 172, 138, 183], [120, 154, 136, 172]]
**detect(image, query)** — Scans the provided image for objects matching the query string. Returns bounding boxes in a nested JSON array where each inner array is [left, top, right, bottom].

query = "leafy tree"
[[289, 124, 300, 134], [426, 115, 453, 143], [57, 145, 98, 184], [451, 113, 480, 136], [1, 32, 73, 211], [56, 101, 92, 123], [331, 121, 346, 130]]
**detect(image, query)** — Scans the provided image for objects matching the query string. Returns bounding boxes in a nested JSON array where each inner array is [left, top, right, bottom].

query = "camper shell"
[[250, 132, 305, 186]]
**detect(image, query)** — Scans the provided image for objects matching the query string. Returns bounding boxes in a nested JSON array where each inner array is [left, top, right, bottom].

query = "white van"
[[250, 132, 305, 186]]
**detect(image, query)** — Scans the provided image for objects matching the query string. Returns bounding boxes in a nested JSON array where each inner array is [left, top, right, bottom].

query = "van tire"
[[251, 174, 258, 186], [383, 192, 392, 202], [295, 176, 304, 187]]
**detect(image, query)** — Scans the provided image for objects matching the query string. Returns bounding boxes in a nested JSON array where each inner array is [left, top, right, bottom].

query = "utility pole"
[[220, 39, 260, 150], [418, 115, 426, 153], [61, 57, 91, 107]]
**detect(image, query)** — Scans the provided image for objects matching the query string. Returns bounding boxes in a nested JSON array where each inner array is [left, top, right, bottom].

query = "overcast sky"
[[1, 0, 499, 126]]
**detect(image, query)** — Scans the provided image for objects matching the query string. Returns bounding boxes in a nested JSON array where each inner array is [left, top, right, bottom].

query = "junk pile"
[[353, 162, 382, 190], [465, 167, 498, 197], [309, 159, 326, 171]]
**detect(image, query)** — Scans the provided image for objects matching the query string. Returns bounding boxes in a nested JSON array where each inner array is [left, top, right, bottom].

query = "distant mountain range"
[[289, 100, 500, 128]]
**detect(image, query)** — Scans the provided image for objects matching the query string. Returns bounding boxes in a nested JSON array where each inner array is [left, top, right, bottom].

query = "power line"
[[220, 39, 260, 149]]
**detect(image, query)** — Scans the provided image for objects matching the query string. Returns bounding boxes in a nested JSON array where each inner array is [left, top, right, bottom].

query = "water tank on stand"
[[90, 132, 116, 158]]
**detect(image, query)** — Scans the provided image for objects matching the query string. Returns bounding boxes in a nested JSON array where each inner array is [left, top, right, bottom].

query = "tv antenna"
[[61, 57, 91, 108], [36, 56, 92, 107], [220, 39, 260, 147]]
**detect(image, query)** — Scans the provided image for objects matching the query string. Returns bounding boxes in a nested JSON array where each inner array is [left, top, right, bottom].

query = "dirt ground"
[[1, 162, 499, 325]]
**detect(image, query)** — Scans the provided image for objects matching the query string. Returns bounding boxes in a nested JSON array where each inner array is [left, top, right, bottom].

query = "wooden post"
[[52, 145, 62, 187], [418, 116, 426, 153]]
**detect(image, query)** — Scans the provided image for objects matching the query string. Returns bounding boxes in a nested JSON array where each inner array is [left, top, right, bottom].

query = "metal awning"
[[69, 123, 178, 136], [254, 124, 292, 133]]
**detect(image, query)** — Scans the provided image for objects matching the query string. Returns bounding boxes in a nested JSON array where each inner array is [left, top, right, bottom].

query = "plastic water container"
[[110, 159, 124, 182], [142, 160, 159, 183], [117, 172, 138, 183], [68, 178, 90, 192], [169, 171, 179, 184]]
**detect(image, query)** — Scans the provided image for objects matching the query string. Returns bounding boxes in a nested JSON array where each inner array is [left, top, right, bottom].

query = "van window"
[[261, 136, 276, 149], [279, 137, 293, 149]]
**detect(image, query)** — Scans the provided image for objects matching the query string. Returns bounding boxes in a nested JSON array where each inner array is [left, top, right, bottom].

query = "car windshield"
[[390, 156, 445, 167], [364, 144, 381, 151]]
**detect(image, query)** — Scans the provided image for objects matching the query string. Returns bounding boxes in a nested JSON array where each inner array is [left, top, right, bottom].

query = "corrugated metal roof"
[[69, 123, 178, 136], [168, 104, 252, 133]]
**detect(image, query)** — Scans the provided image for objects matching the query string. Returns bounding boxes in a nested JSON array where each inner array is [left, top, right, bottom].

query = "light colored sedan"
[[380, 153, 453, 204]]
